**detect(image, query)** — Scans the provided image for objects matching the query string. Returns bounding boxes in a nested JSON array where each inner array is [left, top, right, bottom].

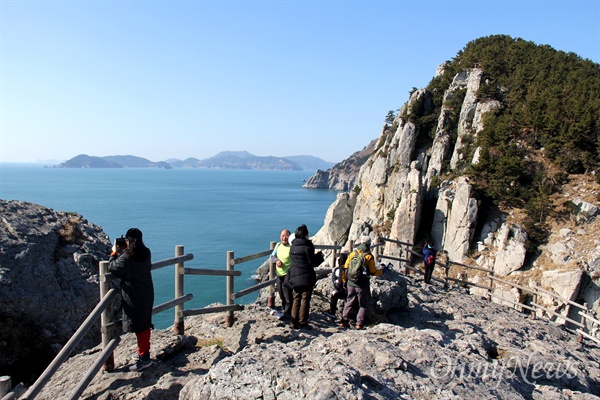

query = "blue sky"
[[1, 1, 599, 164]]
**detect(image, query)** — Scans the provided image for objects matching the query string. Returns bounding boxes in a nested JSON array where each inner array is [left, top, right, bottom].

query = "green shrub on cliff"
[[420, 35, 600, 248]]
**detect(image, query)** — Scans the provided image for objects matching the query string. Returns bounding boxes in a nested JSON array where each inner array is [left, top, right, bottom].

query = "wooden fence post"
[[0, 376, 10, 398], [99, 261, 114, 372], [577, 302, 588, 344], [404, 244, 409, 276], [332, 241, 338, 267], [444, 255, 450, 288], [373, 243, 379, 265], [174, 245, 185, 335], [487, 271, 494, 302], [268, 241, 276, 308], [226, 251, 235, 327], [530, 292, 537, 320]]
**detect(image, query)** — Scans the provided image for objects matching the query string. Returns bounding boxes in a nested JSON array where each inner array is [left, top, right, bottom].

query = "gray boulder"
[[0, 200, 110, 383]]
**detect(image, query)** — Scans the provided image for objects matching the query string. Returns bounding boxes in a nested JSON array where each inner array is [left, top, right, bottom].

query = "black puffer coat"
[[108, 247, 154, 333], [287, 237, 324, 290]]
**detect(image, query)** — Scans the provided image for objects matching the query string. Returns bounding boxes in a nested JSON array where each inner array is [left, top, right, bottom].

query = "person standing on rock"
[[422, 240, 437, 284], [339, 236, 384, 330], [270, 229, 293, 319], [286, 224, 324, 329], [328, 253, 349, 319], [109, 228, 154, 371]]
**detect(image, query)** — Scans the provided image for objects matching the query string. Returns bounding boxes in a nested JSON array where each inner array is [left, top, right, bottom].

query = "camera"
[[115, 237, 127, 248]]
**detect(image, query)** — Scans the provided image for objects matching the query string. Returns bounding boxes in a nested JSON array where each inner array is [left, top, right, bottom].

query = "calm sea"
[[0, 163, 338, 328]]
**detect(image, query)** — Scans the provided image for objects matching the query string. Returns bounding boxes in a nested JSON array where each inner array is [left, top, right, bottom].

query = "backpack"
[[426, 254, 435, 267], [347, 252, 367, 284], [331, 266, 345, 292]]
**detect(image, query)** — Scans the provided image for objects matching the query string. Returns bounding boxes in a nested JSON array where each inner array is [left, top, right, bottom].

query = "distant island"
[[50, 151, 335, 171]]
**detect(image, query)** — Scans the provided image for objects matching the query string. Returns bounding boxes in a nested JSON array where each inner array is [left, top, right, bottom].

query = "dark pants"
[[291, 286, 313, 328], [329, 290, 347, 316], [277, 275, 292, 314], [424, 264, 434, 284], [341, 285, 370, 326]]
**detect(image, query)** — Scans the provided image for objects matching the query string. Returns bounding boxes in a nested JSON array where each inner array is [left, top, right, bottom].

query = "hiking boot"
[[355, 324, 364, 330], [280, 312, 291, 321], [129, 356, 153, 371], [338, 320, 350, 328]]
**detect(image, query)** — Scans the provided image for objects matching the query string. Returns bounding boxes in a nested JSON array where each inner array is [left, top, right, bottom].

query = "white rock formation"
[[432, 177, 478, 262], [493, 223, 528, 276]]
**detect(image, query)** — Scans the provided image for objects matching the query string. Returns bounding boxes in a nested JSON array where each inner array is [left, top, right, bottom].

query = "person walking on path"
[[339, 236, 384, 330], [422, 240, 437, 284], [286, 224, 324, 329], [271, 229, 293, 319], [109, 228, 155, 371]]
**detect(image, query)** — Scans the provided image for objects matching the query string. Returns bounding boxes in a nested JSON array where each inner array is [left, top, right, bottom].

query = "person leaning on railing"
[[108, 228, 155, 372]]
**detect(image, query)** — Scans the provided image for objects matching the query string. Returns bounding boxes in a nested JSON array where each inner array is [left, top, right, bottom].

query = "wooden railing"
[[7, 248, 197, 400], [7, 241, 345, 400], [7, 237, 599, 399], [380, 237, 600, 347]]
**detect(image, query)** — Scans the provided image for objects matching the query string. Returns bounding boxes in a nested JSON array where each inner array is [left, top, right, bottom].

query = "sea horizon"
[[0, 163, 339, 328]]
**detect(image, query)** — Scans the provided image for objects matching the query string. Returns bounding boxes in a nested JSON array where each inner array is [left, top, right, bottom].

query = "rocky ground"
[[0, 200, 111, 385], [33, 272, 600, 400]]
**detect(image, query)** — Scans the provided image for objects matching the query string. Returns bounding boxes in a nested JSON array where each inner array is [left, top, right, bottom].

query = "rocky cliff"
[[0, 200, 111, 385], [302, 139, 377, 190], [311, 46, 600, 341]]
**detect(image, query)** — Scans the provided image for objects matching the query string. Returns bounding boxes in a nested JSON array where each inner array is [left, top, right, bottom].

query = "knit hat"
[[360, 235, 371, 246]]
